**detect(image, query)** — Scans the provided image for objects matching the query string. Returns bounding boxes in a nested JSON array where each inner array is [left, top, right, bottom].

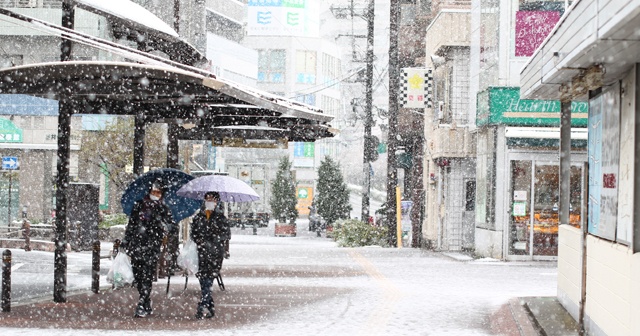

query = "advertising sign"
[[0, 117, 23, 143], [476, 87, 588, 127], [400, 68, 433, 108], [247, 0, 319, 37], [296, 186, 313, 215], [293, 142, 314, 157], [515, 11, 561, 57], [587, 84, 619, 240]]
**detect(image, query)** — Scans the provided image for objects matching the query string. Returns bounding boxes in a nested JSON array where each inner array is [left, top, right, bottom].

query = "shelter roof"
[[73, 0, 205, 65], [0, 61, 335, 142]]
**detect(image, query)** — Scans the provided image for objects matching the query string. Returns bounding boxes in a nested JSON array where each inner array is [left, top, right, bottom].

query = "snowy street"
[[0, 219, 557, 336]]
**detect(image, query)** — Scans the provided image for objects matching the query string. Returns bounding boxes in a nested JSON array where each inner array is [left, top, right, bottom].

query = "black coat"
[[122, 197, 173, 264], [190, 205, 230, 278]]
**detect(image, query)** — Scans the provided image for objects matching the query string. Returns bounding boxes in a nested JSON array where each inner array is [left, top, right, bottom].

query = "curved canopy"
[[0, 61, 335, 142]]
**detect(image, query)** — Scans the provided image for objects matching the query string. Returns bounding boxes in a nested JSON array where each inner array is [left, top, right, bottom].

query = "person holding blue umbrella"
[[190, 191, 230, 319], [121, 179, 174, 318]]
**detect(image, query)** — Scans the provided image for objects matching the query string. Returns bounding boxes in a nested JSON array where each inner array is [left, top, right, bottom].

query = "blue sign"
[[2, 156, 18, 170]]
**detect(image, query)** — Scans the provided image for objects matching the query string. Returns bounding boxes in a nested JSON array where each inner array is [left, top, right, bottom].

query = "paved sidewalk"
[[0, 275, 352, 331]]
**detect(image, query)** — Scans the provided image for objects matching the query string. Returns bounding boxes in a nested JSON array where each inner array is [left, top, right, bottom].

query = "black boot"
[[144, 297, 153, 315], [195, 304, 206, 320], [206, 302, 215, 318], [134, 298, 147, 318]]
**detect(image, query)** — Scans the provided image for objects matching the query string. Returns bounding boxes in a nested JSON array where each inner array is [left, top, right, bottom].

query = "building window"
[[295, 50, 316, 84], [295, 94, 315, 106], [258, 49, 286, 83], [321, 53, 340, 84]]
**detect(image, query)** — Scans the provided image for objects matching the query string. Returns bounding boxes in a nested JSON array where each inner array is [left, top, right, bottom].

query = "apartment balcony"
[[427, 125, 476, 160], [425, 10, 470, 62]]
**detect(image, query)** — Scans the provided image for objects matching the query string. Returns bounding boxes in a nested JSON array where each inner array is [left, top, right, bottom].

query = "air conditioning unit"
[[17, 0, 37, 8]]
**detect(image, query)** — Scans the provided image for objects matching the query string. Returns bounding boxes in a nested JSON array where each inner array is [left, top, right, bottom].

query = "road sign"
[[2, 157, 18, 170]]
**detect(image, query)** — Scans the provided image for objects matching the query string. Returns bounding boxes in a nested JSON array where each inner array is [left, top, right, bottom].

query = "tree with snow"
[[270, 156, 298, 222], [316, 156, 352, 226]]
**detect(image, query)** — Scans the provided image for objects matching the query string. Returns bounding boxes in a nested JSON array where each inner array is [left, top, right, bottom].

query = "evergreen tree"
[[270, 156, 298, 222], [316, 156, 352, 225]]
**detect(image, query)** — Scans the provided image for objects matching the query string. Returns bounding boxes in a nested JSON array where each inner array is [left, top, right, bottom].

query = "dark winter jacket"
[[190, 204, 230, 278], [122, 196, 173, 262]]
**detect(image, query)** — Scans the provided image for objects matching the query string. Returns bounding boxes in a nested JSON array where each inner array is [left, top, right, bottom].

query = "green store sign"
[[477, 87, 588, 127], [0, 117, 23, 143]]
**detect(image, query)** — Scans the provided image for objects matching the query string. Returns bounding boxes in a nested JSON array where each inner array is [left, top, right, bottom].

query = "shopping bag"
[[107, 252, 134, 288], [177, 240, 199, 275]]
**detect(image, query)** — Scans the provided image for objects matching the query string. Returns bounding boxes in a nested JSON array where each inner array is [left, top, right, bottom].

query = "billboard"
[[247, 0, 319, 37], [515, 11, 561, 57]]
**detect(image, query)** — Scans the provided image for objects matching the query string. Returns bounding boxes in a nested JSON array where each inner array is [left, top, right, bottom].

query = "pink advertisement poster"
[[515, 11, 561, 57]]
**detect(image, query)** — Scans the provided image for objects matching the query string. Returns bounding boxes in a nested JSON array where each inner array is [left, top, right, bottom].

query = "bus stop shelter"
[[0, 60, 335, 302]]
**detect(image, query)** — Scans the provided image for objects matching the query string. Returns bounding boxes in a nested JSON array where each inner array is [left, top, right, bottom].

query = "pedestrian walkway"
[[0, 275, 351, 331]]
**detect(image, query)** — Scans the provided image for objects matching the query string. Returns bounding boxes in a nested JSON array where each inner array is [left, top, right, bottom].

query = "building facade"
[[422, 7, 477, 251], [521, 0, 640, 334]]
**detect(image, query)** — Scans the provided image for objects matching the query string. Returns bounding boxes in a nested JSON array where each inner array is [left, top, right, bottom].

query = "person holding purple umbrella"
[[190, 191, 231, 319]]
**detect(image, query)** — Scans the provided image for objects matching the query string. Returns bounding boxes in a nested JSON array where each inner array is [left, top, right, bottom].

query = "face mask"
[[150, 195, 160, 201], [205, 201, 217, 210]]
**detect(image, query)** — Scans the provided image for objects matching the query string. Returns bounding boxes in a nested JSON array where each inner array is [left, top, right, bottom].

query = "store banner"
[[476, 87, 588, 127], [515, 11, 561, 57], [400, 68, 433, 108]]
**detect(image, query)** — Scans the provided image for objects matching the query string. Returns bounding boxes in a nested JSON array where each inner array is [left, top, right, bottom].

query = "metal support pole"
[[386, 0, 400, 246], [361, 0, 375, 223], [133, 113, 146, 177], [2, 249, 10, 312], [54, 101, 71, 303], [559, 101, 571, 226], [54, 0, 74, 304], [7, 173, 11, 231], [91, 240, 100, 293], [167, 123, 180, 169]]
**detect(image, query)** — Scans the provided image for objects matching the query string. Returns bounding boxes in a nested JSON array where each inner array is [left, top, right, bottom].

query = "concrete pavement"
[[0, 223, 580, 335]]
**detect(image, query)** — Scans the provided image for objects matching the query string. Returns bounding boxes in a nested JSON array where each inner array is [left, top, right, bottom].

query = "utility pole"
[[361, 0, 374, 222], [386, 0, 400, 246]]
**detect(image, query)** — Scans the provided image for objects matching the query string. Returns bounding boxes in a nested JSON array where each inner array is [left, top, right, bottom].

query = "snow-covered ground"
[[0, 225, 557, 336]]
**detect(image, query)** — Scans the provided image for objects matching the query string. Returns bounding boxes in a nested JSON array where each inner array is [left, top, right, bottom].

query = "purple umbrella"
[[176, 175, 260, 202]]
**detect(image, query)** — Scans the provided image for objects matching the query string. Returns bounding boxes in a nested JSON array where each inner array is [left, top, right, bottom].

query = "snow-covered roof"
[[74, 0, 178, 37]]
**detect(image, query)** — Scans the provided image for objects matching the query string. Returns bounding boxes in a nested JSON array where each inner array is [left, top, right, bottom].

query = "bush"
[[333, 219, 389, 247], [99, 213, 128, 229]]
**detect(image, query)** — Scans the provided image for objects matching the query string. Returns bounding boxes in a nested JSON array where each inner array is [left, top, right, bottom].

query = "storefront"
[[475, 87, 588, 260]]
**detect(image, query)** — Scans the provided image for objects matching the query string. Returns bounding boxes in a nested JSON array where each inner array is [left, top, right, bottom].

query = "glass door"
[[508, 159, 584, 258]]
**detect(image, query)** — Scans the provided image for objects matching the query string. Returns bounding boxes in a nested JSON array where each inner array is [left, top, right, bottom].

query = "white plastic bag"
[[177, 240, 199, 275], [107, 252, 134, 288]]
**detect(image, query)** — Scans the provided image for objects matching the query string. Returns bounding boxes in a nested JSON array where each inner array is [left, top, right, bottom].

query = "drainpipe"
[[436, 166, 443, 250]]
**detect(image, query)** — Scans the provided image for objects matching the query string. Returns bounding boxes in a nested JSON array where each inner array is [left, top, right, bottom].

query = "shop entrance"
[[508, 156, 585, 259]]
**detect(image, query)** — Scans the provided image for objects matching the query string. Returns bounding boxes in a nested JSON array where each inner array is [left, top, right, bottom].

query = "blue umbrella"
[[121, 168, 201, 222]]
